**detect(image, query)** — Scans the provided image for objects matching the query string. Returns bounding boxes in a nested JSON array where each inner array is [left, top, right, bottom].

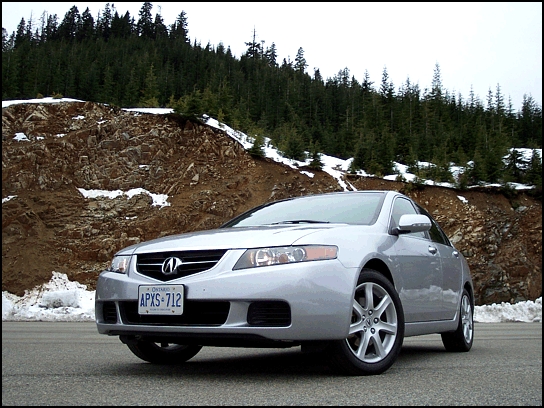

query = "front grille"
[[120, 300, 230, 326], [247, 301, 291, 327], [136, 250, 227, 281]]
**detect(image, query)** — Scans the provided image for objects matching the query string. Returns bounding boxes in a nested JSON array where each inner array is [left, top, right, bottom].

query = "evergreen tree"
[[244, 27, 262, 59], [276, 123, 306, 161], [123, 67, 140, 106], [43, 14, 58, 41], [57, 6, 80, 41], [247, 134, 266, 157], [174, 89, 204, 122], [137, 2, 154, 38], [294, 47, 307, 73], [140, 63, 159, 107], [525, 149, 542, 188], [77, 8, 95, 41], [170, 11, 189, 42], [265, 43, 278, 67], [504, 148, 524, 183], [519, 94, 542, 147], [484, 146, 505, 183], [15, 18, 29, 47], [100, 65, 115, 104], [430, 62, 443, 100], [96, 3, 113, 40], [111, 11, 133, 38], [308, 140, 323, 170], [153, 12, 168, 39], [361, 70, 374, 93], [468, 149, 487, 184]]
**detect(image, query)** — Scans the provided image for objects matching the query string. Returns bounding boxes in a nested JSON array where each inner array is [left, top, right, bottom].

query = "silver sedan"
[[95, 190, 474, 375]]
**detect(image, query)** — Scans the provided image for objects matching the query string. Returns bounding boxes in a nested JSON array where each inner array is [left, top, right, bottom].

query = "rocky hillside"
[[2, 101, 541, 305]]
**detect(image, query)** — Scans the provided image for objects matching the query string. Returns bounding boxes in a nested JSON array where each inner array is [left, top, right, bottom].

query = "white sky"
[[1, 98, 543, 323], [2, 2, 542, 112]]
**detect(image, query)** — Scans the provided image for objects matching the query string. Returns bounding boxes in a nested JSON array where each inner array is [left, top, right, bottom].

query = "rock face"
[[2, 101, 542, 305]]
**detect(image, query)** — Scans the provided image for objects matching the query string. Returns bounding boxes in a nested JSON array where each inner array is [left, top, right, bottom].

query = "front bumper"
[[96, 249, 357, 342]]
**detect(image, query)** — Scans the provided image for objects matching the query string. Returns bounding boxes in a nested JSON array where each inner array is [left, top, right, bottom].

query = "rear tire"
[[328, 269, 405, 375], [441, 288, 474, 352], [126, 340, 202, 364]]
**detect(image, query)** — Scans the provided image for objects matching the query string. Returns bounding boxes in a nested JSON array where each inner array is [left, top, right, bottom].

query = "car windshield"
[[222, 192, 386, 227]]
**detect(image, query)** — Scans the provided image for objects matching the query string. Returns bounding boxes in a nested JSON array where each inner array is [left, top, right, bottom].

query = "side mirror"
[[393, 214, 432, 235]]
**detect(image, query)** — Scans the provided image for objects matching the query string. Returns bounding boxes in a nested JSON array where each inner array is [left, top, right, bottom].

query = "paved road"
[[2, 322, 541, 406]]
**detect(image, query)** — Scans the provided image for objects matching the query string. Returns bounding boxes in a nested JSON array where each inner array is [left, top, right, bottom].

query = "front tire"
[[441, 288, 474, 352], [126, 340, 202, 364], [328, 269, 405, 375]]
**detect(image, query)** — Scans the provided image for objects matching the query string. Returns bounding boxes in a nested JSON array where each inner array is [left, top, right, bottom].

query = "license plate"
[[138, 285, 184, 315]]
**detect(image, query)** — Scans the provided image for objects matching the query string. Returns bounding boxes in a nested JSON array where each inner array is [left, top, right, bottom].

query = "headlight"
[[233, 245, 337, 270], [107, 255, 131, 274]]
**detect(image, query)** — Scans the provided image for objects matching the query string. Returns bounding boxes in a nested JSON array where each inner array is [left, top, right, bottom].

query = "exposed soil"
[[2, 101, 542, 305]]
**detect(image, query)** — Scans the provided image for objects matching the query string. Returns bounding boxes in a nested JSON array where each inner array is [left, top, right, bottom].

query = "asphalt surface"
[[2, 321, 542, 405]]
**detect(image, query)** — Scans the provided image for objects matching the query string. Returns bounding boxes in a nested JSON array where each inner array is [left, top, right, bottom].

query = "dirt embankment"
[[2, 101, 541, 305]]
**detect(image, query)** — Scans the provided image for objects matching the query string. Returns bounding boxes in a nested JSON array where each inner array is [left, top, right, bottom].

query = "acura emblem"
[[162, 257, 183, 275]]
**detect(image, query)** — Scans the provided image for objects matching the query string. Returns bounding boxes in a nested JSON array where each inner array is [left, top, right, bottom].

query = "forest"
[[2, 2, 542, 191]]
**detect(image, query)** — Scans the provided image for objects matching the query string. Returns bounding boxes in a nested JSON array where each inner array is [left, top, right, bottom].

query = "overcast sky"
[[2, 2, 542, 111]]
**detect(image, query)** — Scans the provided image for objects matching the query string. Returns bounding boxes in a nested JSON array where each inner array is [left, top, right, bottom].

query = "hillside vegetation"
[[2, 101, 542, 305], [2, 3, 542, 188]]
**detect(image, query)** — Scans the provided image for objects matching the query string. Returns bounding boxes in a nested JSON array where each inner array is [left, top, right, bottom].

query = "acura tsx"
[[95, 190, 474, 375]]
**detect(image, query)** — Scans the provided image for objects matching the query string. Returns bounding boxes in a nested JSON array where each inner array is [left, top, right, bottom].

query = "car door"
[[389, 197, 443, 323], [416, 205, 463, 320]]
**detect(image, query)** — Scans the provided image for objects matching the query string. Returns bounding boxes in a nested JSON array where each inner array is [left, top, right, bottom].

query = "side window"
[[415, 204, 451, 246], [390, 198, 426, 238]]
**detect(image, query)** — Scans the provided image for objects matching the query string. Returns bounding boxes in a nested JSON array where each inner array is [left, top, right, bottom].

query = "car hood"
[[118, 224, 343, 255]]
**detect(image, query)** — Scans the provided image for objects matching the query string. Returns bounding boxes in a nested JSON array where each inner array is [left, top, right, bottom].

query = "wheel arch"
[[464, 281, 475, 307], [362, 258, 394, 286]]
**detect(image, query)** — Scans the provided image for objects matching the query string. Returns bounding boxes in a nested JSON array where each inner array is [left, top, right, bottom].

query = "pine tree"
[[170, 11, 189, 42], [57, 6, 80, 41], [15, 18, 28, 47], [100, 65, 115, 104], [294, 47, 307, 73], [525, 149, 542, 188], [276, 123, 306, 161], [468, 149, 487, 184], [123, 67, 139, 107], [111, 11, 133, 38], [504, 148, 519, 181], [247, 134, 266, 157], [519, 94, 542, 147], [137, 2, 154, 39], [361, 70, 374, 93], [174, 89, 204, 122], [140, 63, 159, 107], [265, 43, 278, 67], [484, 146, 505, 183], [77, 8, 95, 41], [43, 14, 58, 41], [430, 62, 443, 101], [308, 141, 323, 170], [244, 27, 262, 59], [153, 12, 168, 39], [96, 3, 113, 40]]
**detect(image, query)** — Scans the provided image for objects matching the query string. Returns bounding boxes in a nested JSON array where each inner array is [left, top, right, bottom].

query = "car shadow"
[[103, 347, 336, 377], [101, 343, 452, 378]]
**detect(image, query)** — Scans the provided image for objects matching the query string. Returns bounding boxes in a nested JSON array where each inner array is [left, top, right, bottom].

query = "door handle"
[[428, 246, 437, 255], [453, 250, 459, 258]]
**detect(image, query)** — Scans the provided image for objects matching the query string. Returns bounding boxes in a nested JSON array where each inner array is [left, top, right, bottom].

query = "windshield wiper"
[[270, 220, 330, 225]]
